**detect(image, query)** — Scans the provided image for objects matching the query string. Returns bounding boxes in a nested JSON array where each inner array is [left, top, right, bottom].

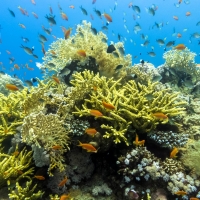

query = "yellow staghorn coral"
[[72, 70, 186, 145], [42, 20, 132, 79], [8, 179, 44, 200], [0, 148, 33, 188], [0, 89, 28, 138], [21, 111, 70, 176]]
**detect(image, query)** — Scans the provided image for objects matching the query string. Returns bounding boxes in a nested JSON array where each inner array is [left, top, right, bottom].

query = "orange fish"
[[29, 60, 33, 62], [133, 134, 145, 146], [152, 112, 168, 120], [77, 49, 86, 57], [19, 23, 26, 29], [174, 190, 187, 196], [17, 170, 23, 175], [52, 76, 60, 84], [186, 12, 191, 16], [85, 128, 97, 137], [90, 109, 103, 117], [102, 101, 115, 110], [52, 145, 62, 150], [61, 12, 68, 21], [41, 45, 46, 55], [14, 64, 20, 70], [60, 194, 71, 200], [49, 6, 53, 14], [77, 141, 98, 153], [34, 175, 45, 180], [64, 28, 72, 39], [52, 35, 57, 39], [177, 33, 182, 38], [173, 16, 179, 20], [170, 147, 178, 158], [103, 13, 112, 22], [174, 44, 186, 50], [190, 198, 200, 200], [178, 0, 182, 4], [32, 12, 38, 19], [5, 84, 19, 91], [128, 2, 133, 8], [69, 5, 75, 9], [58, 177, 68, 187], [13, 151, 19, 156], [18, 6, 26, 15], [6, 50, 11, 54]]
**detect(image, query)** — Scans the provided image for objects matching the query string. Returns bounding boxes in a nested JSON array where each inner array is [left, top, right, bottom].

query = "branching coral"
[[0, 148, 34, 188], [163, 48, 200, 81], [42, 20, 132, 79], [8, 179, 44, 200], [72, 70, 186, 145], [21, 111, 70, 175]]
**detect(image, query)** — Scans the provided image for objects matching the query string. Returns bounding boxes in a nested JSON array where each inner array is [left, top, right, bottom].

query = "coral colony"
[[0, 21, 200, 199]]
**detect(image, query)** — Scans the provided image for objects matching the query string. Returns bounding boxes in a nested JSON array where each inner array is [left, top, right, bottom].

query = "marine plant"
[[71, 70, 186, 145]]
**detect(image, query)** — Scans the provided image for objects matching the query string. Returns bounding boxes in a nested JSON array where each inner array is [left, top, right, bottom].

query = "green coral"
[[0, 148, 34, 188], [72, 70, 186, 145], [163, 48, 200, 81], [42, 20, 132, 79], [8, 179, 44, 200]]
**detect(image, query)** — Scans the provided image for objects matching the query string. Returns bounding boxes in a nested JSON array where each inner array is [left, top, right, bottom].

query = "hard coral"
[[72, 70, 186, 145], [21, 111, 70, 175], [42, 20, 132, 80]]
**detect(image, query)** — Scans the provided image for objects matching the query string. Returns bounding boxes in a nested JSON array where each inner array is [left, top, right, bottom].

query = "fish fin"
[[77, 140, 82, 146]]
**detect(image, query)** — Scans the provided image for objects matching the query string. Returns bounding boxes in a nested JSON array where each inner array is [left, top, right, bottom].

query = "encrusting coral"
[[0, 148, 34, 188], [42, 20, 132, 80], [8, 179, 44, 200], [72, 70, 186, 145]]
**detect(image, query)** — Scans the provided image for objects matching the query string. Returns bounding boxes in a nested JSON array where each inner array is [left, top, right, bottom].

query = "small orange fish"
[[77, 141, 98, 153], [190, 198, 200, 200], [186, 11, 191, 16], [61, 11, 68, 21], [69, 5, 75, 9], [27, 67, 34, 71], [49, 6, 53, 14], [34, 175, 45, 180], [17, 170, 23, 175], [58, 177, 68, 187], [90, 109, 103, 117], [32, 12, 38, 19], [103, 13, 112, 22], [133, 134, 145, 146], [102, 101, 115, 110], [173, 16, 179, 20], [178, 0, 182, 4], [177, 33, 182, 38], [50, 50, 56, 55], [77, 49, 86, 57], [174, 190, 187, 196], [174, 44, 186, 50], [29, 60, 33, 62], [152, 112, 168, 120], [31, 0, 36, 5], [170, 147, 178, 158], [6, 50, 11, 54], [52, 76, 60, 84], [5, 84, 19, 91], [85, 128, 97, 137], [14, 64, 20, 70], [19, 23, 26, 29], [60, 194, 71, 200], [52, 35, 57, 39], [18, 6, 26, 15], [64, 28, 72, 39], [13, 151, 19, 156], [52, 145, 62, 150]]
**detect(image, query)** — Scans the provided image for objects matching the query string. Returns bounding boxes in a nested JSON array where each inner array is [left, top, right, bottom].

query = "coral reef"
[[72, 70, 186, 144], [0, 148, 33, 188], [8, 179, 44, 200], [42, 20, 132, 81], [21, 111, 70, 175]]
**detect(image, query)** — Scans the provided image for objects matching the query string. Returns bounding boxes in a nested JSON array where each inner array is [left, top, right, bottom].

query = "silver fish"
[[132, 5, 140, 14], [20, 44, 33, 55], [134, 23, 141, 34]]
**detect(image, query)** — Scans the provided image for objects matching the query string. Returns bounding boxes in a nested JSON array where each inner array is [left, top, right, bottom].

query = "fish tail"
[[77, 140, 82, 146]]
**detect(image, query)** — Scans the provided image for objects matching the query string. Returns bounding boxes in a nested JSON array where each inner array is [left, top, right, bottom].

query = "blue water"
[[0, 0, 199, 81]]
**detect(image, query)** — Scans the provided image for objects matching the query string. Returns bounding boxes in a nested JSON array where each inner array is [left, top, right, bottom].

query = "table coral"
[[42, 20, 132, 80], [21, 111, 70, 175], [72, 70, 186, 145], [8, 179, 44, 200]]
